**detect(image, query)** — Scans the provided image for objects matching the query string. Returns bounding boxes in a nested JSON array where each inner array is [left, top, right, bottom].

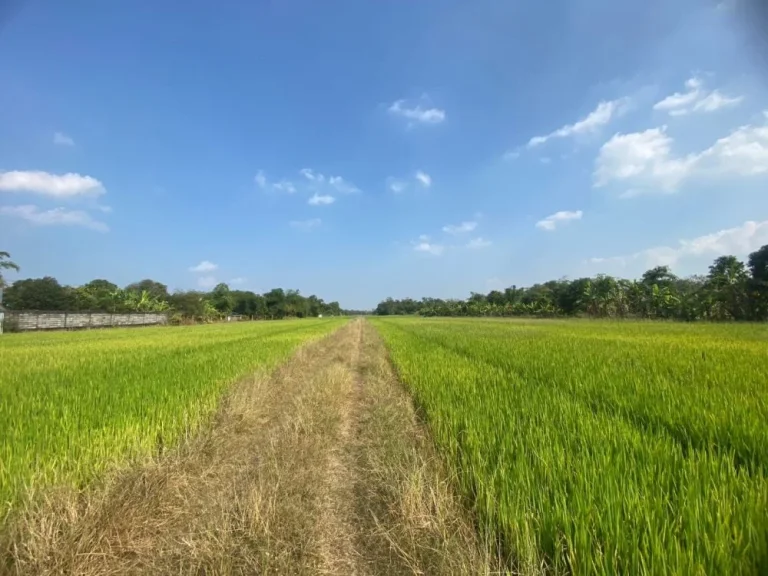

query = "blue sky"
[[1, 0, 768, 309]]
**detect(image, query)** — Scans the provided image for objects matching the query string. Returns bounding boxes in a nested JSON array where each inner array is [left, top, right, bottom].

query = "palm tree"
[[0, 251, 20, 289]]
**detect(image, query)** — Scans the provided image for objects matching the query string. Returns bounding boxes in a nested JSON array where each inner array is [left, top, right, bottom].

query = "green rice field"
[[3, 316, 767, 574], [0, 318, 345, 517], [372, 317, 768, 575]]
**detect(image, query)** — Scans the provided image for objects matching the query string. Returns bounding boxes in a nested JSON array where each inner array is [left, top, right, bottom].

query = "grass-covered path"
[[3, 320, 494, 575]]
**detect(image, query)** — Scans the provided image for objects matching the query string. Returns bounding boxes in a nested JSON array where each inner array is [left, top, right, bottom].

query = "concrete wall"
[[3, 311, 168, 332]]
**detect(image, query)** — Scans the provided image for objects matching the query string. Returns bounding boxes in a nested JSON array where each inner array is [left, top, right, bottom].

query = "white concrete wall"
[[3, 311, 168, 332]]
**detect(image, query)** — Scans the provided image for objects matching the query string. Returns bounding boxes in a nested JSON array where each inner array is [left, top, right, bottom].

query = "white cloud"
[[273, 180, 297, 194], [53, 132, 75, 146], [300, 168, 325, 183], [0, 204, 108, 232], [189, 260, 218, 273], [418, 234, 430, 241], [229, 277, 246, 285], [594, 117, 768, 192], [197, 276, 218, 289], [654, 76, 742, 116], [0, 170, 104, 198], [388, 178, 408, 194], [443, 221, 477, 234], [388, 98, 446, 125], [388, 171, 432, 193], [256, 170, 296, 194], [594, 128, 695, 192], [589, 219, 768, 269], [694, 91, 743, 113], [299, 169, 359, 194], [535, 210, 583, 231], [467, 237, 492, 249], [308, 193, 335, 206], [255, 170, 267, 189], [329, 175, 360, 194], [504, 150, 521, 160], [290, 218, 321, 230], [415, 171, 432, 188], [413, 241, 444, 256], [701, 121, 768, 175], [527, 99, 627, 148], [654, 77, 703, 112]]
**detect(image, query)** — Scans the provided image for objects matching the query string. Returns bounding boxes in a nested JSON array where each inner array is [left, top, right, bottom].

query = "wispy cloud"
[[527, 98, 628, 148], [535, 210, 583, 231], [443, 221, 477, 234], [466, 237, 492, 249], [300, 168, 324, 183], [594, 115, 768, 193], [255, 170, 296, 194], [255, 170, 268, 188], [189, 260, 218, 273], [0, 204, 108, 232], [289, 218, 321, 230], [387, 171, 432, 193], [388, 178, 408, 194], [229, 277, 246, 285], [53, 132, 75, 146], [653, 76, 742, 116], [415, 171, 432, 188], [589, 219, 768, 268], [300, 168, 360, 194], [308, 193, 335, 206], [413, 240, 444, 255], [329, 175, 360, 194], [388, 97, 446, 126], [0, 170, 104, 198], [272, 180, 297, 194]]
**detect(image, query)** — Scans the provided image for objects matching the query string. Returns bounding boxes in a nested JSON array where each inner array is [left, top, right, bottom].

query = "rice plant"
[[0, 319, 344, 518], [372, 317, 768, 575]]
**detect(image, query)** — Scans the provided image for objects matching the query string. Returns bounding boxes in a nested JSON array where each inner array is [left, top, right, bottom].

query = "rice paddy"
[[371, 317, 768, 575], [0, 318, 345, 518]]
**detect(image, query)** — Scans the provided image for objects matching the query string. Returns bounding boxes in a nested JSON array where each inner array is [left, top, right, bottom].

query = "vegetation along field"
[[372, 317, 768, 575], [0, 318, 344, 517], [2, 315, 767, 574]]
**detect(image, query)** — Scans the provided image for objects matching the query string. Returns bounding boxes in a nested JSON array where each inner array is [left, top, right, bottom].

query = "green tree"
[[168, 291, 211, 320], [747, 245, 768, 320], [125, 279, 170, 301], [263, 288, 284, 319], [209, 283, 234, 316], [641, 266, 678, 288], [3, 277, 70, 310], [707, 255, 749, 320], [0, 251, 20, 290], [81, 279, 120, 311]]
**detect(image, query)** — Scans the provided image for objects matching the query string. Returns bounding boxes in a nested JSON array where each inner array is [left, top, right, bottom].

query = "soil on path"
[[3, 320, 499, 575]]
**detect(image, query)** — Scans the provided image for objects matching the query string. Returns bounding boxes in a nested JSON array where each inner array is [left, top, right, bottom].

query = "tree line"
[[0, 253, 364, 322], [374, 245, 768, 321]]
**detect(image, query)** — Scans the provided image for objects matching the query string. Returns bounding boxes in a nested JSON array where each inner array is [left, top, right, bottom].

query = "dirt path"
[[4, 320, 499, 575]]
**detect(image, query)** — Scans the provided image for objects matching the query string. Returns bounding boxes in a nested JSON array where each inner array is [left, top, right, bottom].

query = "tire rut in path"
[[4, 319, 499, 575], [314, 318, 367, 575]]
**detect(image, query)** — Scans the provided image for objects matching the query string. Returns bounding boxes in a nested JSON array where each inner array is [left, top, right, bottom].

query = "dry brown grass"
[[350, 321, 506, 575], [1, 319, 505, 575]]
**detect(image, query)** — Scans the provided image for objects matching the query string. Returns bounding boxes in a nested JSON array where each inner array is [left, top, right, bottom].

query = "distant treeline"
[[1, 276, 365, 321], [374, 246, 768, 321]]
